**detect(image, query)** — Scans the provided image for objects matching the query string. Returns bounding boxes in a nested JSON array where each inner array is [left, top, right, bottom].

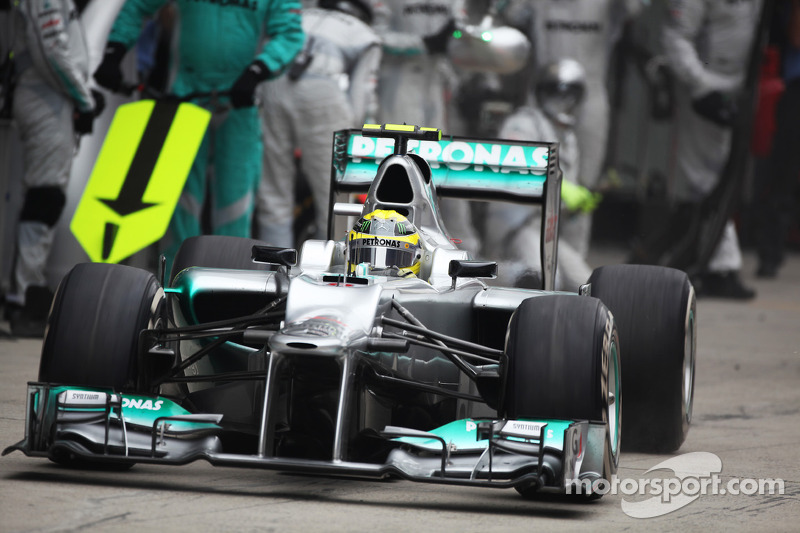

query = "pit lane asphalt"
[[1, 248, 798, 532]]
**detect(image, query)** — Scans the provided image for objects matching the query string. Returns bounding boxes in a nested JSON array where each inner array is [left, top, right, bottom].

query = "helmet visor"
[[537, 82, 585, 125], [349, 238, 419, 269]]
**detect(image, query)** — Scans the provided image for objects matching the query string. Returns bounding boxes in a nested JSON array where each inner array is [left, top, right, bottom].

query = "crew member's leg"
[[257, 79, 296, 247], [6, 78, 72, 336], [212, 106, 261, 239]]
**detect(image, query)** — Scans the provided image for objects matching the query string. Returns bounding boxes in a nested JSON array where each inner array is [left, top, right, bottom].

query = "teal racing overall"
[[108, 0, 304, 271]]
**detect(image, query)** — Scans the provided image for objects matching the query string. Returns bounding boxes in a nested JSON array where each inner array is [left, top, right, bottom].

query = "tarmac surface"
[[1, 247, 799, 532]]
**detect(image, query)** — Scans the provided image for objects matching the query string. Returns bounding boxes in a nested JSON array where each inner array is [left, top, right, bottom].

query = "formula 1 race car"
[[4, 124, 696, 499]]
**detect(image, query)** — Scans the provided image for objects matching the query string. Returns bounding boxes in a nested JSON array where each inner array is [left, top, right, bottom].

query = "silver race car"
[[4, 124, 696, 499]]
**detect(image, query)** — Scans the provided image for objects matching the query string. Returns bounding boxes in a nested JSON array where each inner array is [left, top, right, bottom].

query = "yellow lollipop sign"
[[71, 99, 210, 263]]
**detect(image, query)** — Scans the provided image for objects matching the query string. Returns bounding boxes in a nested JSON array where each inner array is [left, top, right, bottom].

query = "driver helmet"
[[535, 58, 586, 127], [348, 210, 422, 276]]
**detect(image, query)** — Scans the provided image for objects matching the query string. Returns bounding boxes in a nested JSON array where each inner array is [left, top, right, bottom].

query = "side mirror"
[[448, 260, 497, 289], [252, 246, 297, 268]]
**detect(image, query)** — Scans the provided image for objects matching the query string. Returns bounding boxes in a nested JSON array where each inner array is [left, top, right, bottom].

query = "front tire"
[[502, 295, 621, 498], [39, 263, 163, 392], [588, 264, 695, 453]]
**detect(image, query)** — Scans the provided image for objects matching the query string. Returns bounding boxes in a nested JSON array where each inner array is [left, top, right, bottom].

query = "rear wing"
[[330, 129, 561, 202], [328, 127, 563, 290]]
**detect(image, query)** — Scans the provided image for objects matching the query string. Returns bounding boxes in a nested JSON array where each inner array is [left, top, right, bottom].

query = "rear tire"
[[170, 235, 271, 285], [588, 264, 695, 453], [39, 263, 163, 392], [502, 295, 621, 499]]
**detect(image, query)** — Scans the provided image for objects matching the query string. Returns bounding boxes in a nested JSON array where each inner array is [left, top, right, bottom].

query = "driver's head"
[[348, 210, 421, 276], [534, 58, 586, 127]]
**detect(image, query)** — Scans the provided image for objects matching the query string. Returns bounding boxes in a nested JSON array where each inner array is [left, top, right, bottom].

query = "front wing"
[[4, 384, 607, 493]]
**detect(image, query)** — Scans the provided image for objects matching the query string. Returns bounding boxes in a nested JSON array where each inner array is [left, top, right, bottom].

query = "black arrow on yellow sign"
[[98, 101, 180, 260]]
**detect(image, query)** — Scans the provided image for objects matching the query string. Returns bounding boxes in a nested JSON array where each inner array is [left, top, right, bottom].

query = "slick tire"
[[502, 295, 621, 499], [588, 264, 696, 454], [170, 235, 271, 285], [39, 263, 163, 392]]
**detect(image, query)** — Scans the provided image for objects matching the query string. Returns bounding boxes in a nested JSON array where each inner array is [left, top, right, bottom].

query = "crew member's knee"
[[20, 186, 66, 227]]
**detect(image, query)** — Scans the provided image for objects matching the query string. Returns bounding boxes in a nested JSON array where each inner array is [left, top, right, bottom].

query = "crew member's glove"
[[230, 60, 270, 108], [423, 19, 457, 55], [73, 107, 94, 135], [93, 41, 128, 92], [692, 90, 737, 128], [91, 89, 106, 117], [561, 181, 602, 213], [73, 89, 106, 135]]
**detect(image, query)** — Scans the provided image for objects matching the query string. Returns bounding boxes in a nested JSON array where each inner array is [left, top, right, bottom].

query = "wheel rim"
[[609, 338, 621, 456], [148, 287, 166, 329], [683, 299, 696, 423]]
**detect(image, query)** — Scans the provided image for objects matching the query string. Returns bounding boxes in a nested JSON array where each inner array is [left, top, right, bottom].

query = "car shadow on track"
[[7, 468, 598, 520]]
